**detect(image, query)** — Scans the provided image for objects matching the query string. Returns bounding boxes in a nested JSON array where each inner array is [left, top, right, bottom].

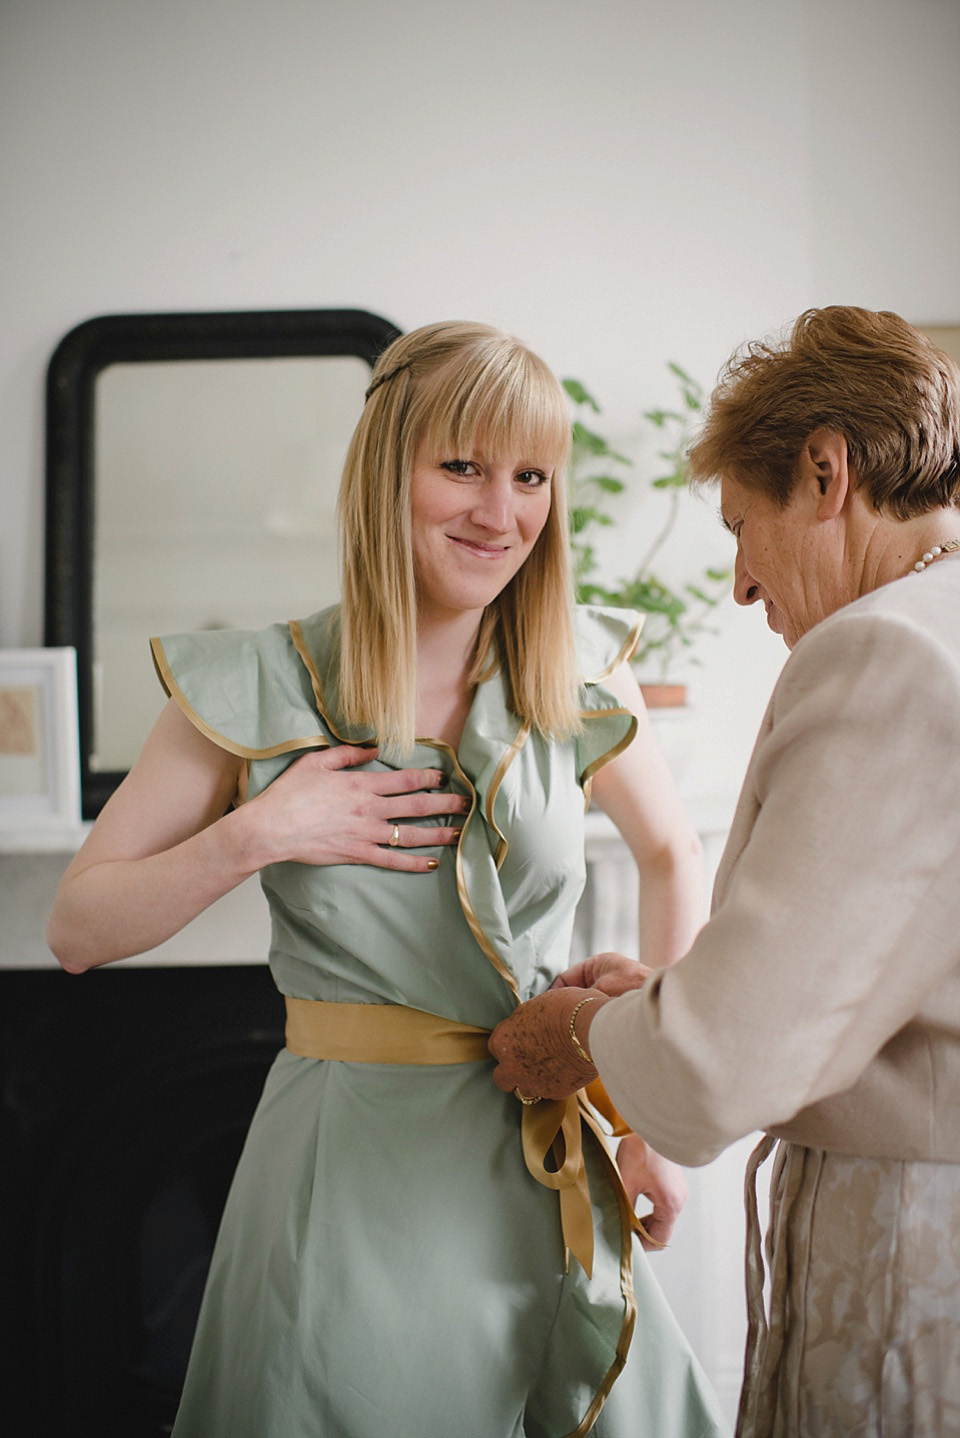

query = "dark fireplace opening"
[[0, 964, 285, 1438]]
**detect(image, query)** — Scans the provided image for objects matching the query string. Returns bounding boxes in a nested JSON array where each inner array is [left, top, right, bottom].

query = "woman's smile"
[[411, 434, 553, 619], [446, 533, 512, 558]]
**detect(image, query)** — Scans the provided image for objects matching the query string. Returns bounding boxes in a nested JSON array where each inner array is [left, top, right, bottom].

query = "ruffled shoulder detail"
[[574, 605, 643, 789], [151, 621, 331, 759], [288, 607, 379, 746], [574, 604, 644, 683]]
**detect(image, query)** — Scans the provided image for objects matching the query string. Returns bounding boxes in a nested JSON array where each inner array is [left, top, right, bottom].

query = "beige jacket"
[[591, 558, 960, 1167]]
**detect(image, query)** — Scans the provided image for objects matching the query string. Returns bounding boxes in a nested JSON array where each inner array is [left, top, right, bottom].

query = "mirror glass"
[[45, 309, 399, 816], [94, 355, 367, 771]]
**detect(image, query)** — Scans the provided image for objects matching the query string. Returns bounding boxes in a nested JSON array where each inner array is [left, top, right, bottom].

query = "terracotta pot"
[[639, 682, 688, 709]]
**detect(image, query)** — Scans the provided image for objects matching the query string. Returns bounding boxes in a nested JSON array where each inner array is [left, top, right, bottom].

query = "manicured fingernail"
[[426, 858, 439, 870]]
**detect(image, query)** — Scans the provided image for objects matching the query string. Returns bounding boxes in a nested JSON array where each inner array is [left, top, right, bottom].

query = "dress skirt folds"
[[152, 605, 728, 1438], [739, 1139, 960, 1437]]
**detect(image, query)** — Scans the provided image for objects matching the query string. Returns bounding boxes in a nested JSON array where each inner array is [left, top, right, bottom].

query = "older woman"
[[490, 307, 960, 1437]]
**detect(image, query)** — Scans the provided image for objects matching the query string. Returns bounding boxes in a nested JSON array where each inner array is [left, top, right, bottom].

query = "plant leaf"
[[565, 359, 729, 680], [562, 377, 601, 411], [570, 505, 614, 533], [667, 361, 696, 385], [570, 421, 632, 465], [642, 407, 684, 427]]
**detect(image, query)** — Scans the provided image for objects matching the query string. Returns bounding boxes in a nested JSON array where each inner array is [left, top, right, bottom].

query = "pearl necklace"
[[911, 538, 960, 573]]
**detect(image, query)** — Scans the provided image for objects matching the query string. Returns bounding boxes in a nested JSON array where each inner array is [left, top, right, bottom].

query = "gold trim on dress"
[[567, 1105, 641, 1438], [485, 719, 531, 870], [417, 737, 522, 1002], [151, 637, 331, 762], [578, 705, 639, 812], [579, 613, 645, 685], [288, 619, 339, 731]]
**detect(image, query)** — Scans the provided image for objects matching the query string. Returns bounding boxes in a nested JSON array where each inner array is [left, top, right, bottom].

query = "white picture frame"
[[0, 647, 82, 844]]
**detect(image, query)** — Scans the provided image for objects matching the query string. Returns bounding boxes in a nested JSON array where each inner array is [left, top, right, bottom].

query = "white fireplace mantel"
[[1, 798, 735, 973]]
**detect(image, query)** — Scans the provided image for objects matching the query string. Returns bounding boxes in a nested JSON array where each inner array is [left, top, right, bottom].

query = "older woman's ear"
[[800, 427, 850, 519]]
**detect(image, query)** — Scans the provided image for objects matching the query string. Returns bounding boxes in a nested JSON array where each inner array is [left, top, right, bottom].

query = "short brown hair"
[[688, 306, 960, 518]]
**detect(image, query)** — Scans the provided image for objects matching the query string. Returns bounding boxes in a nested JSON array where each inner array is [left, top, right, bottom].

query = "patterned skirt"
[[737, 1137, 960, 1437]]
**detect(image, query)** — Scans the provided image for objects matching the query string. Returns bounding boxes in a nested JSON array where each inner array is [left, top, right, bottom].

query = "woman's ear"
[[800, 427, 849, 519]]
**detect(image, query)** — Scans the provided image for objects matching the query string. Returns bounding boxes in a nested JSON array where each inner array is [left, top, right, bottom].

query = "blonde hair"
[[688, 306, 960, 519], [337, 321, 578, 755]]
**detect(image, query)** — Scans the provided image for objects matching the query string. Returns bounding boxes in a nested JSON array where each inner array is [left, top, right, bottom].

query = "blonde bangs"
[[420, 342, 572, 482]]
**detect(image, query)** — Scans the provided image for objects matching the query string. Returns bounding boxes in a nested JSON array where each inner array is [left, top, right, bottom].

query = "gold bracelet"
[[569, 996, 600, 1065]]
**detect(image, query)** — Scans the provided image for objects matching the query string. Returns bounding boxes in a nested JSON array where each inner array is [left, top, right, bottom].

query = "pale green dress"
[[153, 604, 727, 1438]]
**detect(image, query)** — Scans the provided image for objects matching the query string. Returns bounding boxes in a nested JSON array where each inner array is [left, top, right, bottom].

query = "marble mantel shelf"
[[1, 797, 735, 972]]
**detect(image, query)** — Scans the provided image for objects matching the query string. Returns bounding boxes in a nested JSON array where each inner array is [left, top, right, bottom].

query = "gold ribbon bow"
[[519, 1093, 596, 1276], [283, 997, 654, 1280]]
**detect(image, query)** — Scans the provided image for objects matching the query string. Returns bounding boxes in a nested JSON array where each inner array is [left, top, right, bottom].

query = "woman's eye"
[[440, 459, 474, 477], [517, 469, 549, 488]]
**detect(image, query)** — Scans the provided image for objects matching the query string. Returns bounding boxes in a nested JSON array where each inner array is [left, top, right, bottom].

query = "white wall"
[[1, 0, 807, 800], [805, 0, 960, 320], [2, 0, 959, 1421], [3, 1, 959, 799]]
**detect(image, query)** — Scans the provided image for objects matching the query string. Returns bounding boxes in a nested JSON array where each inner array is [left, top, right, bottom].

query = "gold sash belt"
[[284, 996, 652, 1279], [285, 996, 492, 1065]]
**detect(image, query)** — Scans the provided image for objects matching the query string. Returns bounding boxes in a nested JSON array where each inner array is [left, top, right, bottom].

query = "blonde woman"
[[48, 323, 726, 1438]]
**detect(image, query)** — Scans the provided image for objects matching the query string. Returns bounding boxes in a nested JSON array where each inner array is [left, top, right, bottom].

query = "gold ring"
[[514, 1088, 542, 1105], [388, 824, 400, 847]]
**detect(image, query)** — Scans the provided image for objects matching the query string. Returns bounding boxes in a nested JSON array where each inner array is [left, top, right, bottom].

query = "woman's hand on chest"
[[242, 744, 468, 872]]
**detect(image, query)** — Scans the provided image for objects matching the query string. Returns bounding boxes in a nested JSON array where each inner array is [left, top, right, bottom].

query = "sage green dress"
[[154, 604, 727, 1438]]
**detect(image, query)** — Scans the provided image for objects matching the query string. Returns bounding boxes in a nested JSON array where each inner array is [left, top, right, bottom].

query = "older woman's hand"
[[551, 951, 652, 996], [488, 987, 609, 1099]]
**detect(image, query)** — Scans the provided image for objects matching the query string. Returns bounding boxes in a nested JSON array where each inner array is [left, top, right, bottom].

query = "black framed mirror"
[[45, 308, 400, 819]]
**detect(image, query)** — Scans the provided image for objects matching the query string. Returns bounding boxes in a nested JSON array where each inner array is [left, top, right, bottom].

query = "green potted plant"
[[564, 364, 731, 708]]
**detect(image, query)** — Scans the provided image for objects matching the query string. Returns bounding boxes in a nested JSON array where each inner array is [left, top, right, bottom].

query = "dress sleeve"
[[151, 624, 330, 759], [574, 605, 644, 786], [589, 605, 960, 1164]]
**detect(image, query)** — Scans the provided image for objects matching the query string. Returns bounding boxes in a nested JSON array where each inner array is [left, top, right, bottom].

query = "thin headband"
[[365, 362, 411, 401]]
